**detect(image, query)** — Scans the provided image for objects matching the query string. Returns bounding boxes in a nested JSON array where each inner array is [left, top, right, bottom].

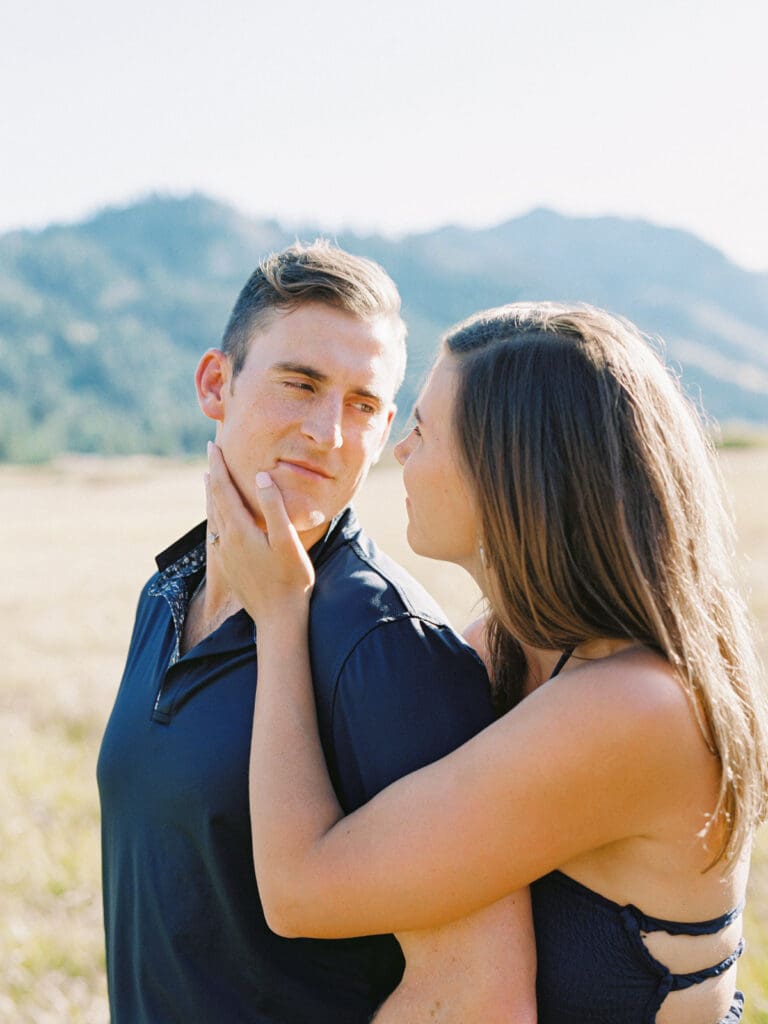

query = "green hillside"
[[1, 195, 766, 461]]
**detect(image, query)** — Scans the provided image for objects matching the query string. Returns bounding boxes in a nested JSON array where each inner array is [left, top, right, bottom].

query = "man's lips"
[[276, 459, 333, 480]]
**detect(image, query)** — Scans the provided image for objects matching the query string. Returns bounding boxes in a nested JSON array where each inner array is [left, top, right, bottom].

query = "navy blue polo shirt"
[[98, 508, 494, 1024]]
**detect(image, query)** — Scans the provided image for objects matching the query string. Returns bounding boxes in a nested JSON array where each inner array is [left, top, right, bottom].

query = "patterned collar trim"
[[146, 505, 359, 666], [147, 541, 206, 666]]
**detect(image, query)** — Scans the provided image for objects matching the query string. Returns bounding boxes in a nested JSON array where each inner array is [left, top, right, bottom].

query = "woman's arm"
[[207, 447, 696, 938], [207, 452, 538, 1020]]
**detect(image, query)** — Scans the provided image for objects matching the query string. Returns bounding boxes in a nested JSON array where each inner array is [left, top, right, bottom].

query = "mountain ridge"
[[1, 193, 765, 461]]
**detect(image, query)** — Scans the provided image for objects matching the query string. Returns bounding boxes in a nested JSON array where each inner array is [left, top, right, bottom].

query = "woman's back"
[[486, 639, 749, 1024], [532, 867, 745, 1024]]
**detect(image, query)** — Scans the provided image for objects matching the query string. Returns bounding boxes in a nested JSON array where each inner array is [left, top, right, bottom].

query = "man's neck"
[[200, 512, 330, 624], [180, 547, 243, 655], [201, 552, 240, 619]]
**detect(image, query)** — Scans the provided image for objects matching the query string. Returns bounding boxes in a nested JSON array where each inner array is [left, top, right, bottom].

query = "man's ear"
[[195, 349, 231, 422], [372, 404, 396, 464]]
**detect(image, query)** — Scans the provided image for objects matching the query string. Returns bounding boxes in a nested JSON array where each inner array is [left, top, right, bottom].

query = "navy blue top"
[[97, 509, 495, 1024], [532, 653, 745, 1024], [531, 871, 745, 1024]]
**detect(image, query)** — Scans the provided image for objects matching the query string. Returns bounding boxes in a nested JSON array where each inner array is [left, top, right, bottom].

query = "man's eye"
[[283, 380, 314, 392], [351, 401, 377, 415]]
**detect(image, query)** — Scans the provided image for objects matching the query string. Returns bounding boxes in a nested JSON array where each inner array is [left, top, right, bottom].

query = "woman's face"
[[394, 352, 480, 572]]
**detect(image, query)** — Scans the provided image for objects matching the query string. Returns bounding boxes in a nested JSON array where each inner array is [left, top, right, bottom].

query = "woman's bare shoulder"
[[569, 646, 698, 730], [539, 645, 679, 705], [517, 645, 715, 796]]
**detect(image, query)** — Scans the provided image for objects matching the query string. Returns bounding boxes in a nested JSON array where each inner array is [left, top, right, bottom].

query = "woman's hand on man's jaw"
[[205, 442, 315, 626]]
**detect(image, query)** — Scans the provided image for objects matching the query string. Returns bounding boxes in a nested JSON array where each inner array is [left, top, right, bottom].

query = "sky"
[[3, 0, 767, 271]]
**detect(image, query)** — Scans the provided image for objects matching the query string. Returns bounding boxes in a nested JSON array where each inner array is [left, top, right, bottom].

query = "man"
[[98, 241, 534, 1022]]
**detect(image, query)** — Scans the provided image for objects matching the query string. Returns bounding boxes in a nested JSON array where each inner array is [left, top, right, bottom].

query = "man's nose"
[[301, 396, 344, 450]]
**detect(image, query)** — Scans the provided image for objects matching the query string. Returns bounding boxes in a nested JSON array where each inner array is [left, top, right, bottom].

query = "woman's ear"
[[195, 349, 230, 422]]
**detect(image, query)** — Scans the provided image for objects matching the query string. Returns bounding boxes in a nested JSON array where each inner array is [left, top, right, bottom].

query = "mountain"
[[1, 195, 766, 461]]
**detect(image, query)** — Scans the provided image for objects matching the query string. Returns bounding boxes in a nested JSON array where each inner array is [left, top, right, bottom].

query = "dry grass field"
[[1, 448, 766, 1022]]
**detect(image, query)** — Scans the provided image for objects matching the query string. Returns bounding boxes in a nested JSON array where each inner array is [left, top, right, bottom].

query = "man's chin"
[[295, 509, 326, 531], [283, 500, 332, 537], [279, 486, 352, 540]]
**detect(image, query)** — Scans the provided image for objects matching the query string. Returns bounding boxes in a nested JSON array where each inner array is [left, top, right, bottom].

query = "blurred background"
[[1, 0, 767, 1020]]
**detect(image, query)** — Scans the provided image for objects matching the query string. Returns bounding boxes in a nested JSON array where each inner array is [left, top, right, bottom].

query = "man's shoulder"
[[311, 518, 494, 810], [313, 517, 451, 630], [309, 514, 487, 686]]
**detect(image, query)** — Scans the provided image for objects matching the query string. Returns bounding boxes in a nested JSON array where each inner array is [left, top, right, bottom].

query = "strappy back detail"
[[531, 870, 745, 1023], [532, 651, 745, 1022], [621, 894, 745, 996], [626, 899, 744, 937], [554, 870, 744, 1010]]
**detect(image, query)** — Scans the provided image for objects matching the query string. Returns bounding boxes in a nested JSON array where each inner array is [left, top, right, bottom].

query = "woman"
[[206, 303, 768, 1023]]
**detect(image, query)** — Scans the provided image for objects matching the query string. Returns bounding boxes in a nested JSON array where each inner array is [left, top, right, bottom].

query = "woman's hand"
[[206, 442, 315, 624]]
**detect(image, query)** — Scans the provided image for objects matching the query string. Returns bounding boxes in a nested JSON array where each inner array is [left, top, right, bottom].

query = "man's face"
[[198, 302, 399, 548]]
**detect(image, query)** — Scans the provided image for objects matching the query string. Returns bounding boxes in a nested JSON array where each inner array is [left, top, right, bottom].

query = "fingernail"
[[207, 441, 213, 454], [256, 471, 273, 489], [203, 472, 210, 486]]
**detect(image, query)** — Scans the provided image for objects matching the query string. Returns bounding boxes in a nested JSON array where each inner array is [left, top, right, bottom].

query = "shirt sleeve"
[[329, 616, 496, 812]]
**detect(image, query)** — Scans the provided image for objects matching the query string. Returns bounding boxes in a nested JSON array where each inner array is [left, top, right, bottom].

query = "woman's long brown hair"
[[444, 303, 767, 865]]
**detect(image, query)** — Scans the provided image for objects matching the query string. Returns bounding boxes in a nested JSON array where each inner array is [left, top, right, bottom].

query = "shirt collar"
[[154, 506, 361, 576]]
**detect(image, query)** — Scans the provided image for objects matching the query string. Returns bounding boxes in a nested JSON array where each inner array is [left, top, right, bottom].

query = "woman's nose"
[[394, 433, 412, 465]]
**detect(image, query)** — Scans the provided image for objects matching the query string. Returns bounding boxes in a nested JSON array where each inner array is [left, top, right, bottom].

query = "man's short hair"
[[221, 240, 407, 392]]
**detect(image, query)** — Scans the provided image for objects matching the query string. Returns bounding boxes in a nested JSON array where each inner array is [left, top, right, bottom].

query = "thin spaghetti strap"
[[549, 647, 574, 680]]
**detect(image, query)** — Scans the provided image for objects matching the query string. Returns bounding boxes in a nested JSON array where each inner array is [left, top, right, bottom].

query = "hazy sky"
[[3, 0, 767, 270]]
